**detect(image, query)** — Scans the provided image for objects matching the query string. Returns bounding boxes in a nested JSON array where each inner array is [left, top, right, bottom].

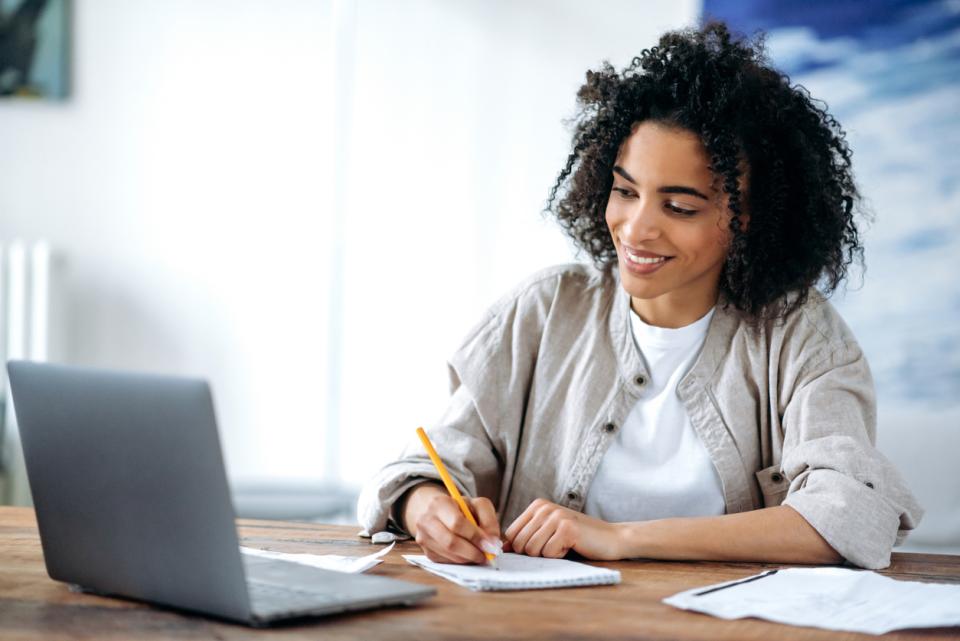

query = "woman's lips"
[[621, 245, 674, 275]]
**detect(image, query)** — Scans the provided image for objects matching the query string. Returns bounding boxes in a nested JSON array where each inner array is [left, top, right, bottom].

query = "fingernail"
[[481, 538, 503, 556]]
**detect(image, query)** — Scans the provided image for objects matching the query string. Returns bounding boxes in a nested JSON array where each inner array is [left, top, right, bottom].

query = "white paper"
[[240, 542, 394, 574], [403, 553, 620, 591], [663, 567, 960, 635]]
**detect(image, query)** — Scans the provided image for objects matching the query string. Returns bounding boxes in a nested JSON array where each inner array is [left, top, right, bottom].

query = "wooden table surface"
[[1, 506, 958, 640]]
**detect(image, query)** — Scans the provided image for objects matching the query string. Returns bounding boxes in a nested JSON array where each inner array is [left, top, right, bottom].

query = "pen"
[[415, 426, 501, 569], [692, 569, 779, 596]]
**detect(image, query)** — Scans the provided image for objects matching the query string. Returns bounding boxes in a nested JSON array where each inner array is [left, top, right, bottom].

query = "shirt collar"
[[606, 266, 741, 387]]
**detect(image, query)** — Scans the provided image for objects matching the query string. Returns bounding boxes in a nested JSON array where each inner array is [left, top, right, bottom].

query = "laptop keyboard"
[[240, 551, 422, 620]]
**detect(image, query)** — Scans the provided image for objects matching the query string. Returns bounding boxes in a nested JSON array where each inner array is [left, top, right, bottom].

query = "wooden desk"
[[1, 506, 958, 640]]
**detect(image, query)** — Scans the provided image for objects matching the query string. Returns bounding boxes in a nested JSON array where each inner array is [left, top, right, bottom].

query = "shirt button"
[[770, 473, 784, 483], [602, 422, 617, 434], [635, 374, 647, 387], [566, 490, 580, 502]]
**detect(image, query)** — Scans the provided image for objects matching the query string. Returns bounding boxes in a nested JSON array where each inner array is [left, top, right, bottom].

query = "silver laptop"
[[6, 360, 434, 626]]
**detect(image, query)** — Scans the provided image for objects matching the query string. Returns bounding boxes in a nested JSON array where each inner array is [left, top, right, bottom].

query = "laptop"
[[6, 360, 435, 626]]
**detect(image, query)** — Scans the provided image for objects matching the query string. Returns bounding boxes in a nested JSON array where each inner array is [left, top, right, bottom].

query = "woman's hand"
[[504, 499, 624, 560], [400, 482, 503, 565]]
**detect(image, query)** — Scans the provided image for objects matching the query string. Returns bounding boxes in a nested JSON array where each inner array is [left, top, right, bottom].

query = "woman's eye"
[[612, 187, 636, 199], [666, 202, 698, 216]]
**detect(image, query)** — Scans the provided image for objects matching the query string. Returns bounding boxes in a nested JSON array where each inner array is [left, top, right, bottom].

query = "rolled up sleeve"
[[779, 345, 923, 569]]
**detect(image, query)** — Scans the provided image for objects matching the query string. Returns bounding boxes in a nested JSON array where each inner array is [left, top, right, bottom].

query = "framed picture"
[[0, 0, 69, 99]]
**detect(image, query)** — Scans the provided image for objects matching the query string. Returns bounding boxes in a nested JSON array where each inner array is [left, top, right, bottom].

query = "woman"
[[357, 21, 922, 570]]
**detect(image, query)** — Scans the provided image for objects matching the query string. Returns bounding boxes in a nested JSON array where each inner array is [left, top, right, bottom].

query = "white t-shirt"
[[583, 306, 726, 523]]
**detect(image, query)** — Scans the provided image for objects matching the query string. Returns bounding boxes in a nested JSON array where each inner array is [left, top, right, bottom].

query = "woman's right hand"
[[399, 482, 502, 564]]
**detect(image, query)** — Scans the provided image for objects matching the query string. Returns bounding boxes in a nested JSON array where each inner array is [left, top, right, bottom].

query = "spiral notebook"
[[403, 553, 621, 591]]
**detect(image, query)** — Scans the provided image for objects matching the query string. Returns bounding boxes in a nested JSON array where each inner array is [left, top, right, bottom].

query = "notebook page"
[[403, 553, 621, 591]]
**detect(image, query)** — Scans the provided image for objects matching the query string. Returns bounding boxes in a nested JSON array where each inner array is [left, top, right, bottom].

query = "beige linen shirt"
[[357, 263, 923, 569]]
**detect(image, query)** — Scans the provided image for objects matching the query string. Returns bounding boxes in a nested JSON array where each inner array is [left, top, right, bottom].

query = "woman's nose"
[[620, 198, 662, 242]]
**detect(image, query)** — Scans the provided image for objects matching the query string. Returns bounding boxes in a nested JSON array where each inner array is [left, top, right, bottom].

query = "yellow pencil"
[[415, 427, 500, 568]]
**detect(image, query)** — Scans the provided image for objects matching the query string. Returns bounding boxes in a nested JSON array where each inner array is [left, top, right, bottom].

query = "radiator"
[[0, 240, 50, 506]]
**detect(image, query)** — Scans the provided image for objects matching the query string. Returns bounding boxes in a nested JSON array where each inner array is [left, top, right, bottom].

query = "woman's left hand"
[[503, 499, 624, 560]]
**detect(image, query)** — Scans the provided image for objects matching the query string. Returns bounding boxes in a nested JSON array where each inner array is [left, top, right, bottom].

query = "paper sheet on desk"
[[404, 553, 620, 591], [240, 542, 394, 574], [663, 567, 960, 635]]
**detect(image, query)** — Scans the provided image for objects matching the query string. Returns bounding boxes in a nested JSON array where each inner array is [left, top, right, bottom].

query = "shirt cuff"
[[356, 462, 449, 536], [783, 468, 900, 569]]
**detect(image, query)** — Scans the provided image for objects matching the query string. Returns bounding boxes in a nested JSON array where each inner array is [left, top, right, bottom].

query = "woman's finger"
[[541, 520, 575, 559], [469, 496, 502, 543], [419, 514, 487, 564], [434, 501, 489, 561], [521, 515, 558, 557], [509, 501, 553, 554], [503, 508, 534, 551], [504, 498, 541, 541]]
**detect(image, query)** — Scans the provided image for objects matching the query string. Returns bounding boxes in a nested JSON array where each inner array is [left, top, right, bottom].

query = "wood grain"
[[1, 506, 957, 640]]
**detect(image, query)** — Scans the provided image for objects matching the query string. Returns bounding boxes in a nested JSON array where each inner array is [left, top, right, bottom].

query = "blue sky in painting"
[[706, 0, 960, 53], [703, 0, 960, 410]]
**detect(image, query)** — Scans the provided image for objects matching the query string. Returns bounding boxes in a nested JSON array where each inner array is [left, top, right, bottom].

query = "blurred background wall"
[[0, 0, 956, 551], [0, 0, 697, 513]]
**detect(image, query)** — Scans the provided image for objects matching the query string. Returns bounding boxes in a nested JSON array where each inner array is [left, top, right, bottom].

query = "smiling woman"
[[606, 122, 736, 328], [357, 21, 923, 570]]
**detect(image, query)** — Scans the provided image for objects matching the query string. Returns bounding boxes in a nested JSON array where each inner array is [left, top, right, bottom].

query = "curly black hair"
[[545, 21, 864, 321]]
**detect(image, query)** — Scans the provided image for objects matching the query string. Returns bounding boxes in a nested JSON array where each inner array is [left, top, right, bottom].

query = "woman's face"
[[605, 121, 739, 326]]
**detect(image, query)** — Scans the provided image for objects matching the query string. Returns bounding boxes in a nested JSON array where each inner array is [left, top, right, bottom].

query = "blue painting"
[[703, 0, 960, 412], [0, 0, 69, 99]]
